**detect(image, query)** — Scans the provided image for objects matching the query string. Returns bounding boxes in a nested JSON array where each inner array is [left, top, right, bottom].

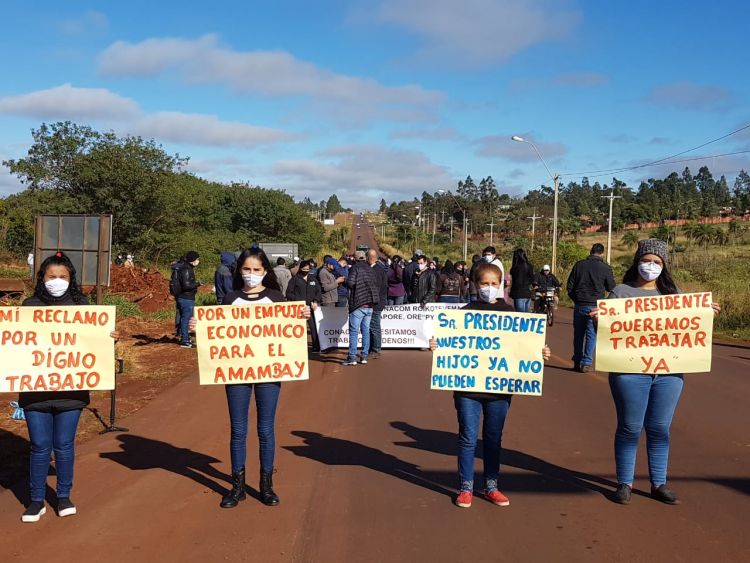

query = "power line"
[[564, 149, 750, 181], [560, 123, 750, 178]]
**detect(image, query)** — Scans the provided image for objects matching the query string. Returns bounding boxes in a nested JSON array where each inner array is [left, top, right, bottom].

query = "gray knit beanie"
[[635, 238, 668, 264]]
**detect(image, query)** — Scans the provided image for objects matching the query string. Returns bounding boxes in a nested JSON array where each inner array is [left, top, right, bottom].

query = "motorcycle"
[[534, 287, 558, 327]]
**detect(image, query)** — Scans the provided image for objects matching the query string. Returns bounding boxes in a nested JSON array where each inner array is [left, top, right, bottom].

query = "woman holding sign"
[[431, 262, 551, 508], [190, 247, 311, 509], [601, 239, 720, 505], [19, 252, 118, 523]]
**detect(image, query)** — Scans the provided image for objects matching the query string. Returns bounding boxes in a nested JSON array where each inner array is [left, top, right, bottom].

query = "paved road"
[[1, 227, 748, 562]]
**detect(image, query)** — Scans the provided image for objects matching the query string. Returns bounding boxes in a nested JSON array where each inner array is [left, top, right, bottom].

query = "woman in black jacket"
[[19, 252, 118, 523], [509, 248, 534, 312], [285, 260, 322, 352]]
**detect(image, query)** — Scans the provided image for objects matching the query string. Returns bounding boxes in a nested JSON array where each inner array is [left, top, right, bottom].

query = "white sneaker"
[[21, 501, 46, 523]]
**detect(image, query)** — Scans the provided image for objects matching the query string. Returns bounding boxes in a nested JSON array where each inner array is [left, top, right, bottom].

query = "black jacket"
[[566, 255, 616, 305], [509, 264, 535, 299], [410, 269, 437, 306], [176, 263, 200, 300], [19, 294, 91, 412], [402, 260, 419, 299], [372, 262, 389, 312], [286, 274, 323, 305], [346, 261, 380, 312], [533, 272, 560, 291]]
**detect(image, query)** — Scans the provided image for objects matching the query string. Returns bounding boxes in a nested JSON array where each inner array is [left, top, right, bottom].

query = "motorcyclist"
[[532, 265, 560, 311]]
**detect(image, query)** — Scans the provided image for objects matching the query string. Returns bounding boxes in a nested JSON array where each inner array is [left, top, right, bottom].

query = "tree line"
[[0, 122, 328, 264]]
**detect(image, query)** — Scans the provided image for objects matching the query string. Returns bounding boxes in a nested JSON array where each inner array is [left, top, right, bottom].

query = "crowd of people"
[[14, 236, 720, 522]]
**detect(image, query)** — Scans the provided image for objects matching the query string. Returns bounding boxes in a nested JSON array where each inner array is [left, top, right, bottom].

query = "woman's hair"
[[392, 255, 402, 265], [232, 247, 281, 291], [511, 248, 533, 276], [623, 254, 678, 295], [472, 263, 503, 284], [442, 260, 455, 275], [298, 260, 313, 272], [35, 252, 85, 304]]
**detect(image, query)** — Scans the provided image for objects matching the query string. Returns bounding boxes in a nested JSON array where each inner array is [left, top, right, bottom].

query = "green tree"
[[379, 198, 387, 212], [325, 194, 343, 216], [620, 230, 640, 249]]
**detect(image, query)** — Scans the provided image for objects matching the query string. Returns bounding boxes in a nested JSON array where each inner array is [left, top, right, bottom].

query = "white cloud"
[[473, 134, 567, 162], [388, 127, 461, 140], [0, 83, 140, 120], [98, 34, 444, 124], [132, 112, 297, 147], [272, 145, 455, 208], [0, 85, 294, 148], [58, 10, 109, 36], [646, 81, 733, 111], [372, 0, 581, 65]]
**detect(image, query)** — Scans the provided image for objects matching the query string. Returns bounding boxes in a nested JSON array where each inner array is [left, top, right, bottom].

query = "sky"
[[1, 0, 749, 210]]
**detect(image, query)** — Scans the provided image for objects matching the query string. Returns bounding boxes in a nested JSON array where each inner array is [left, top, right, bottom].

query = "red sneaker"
[[485, 489, 510, 506], [455, 491, 473, 508]]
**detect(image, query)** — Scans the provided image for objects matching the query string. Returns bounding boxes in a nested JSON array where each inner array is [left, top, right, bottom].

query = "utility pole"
[[602, 190, 623, 263], [432, 209, 437, 251], [526, 209, 544, 251], [441, 209, 446, 224], [463, 214, 469, 262], [449, 217, 455, 243], [486, 218, 496, 246]]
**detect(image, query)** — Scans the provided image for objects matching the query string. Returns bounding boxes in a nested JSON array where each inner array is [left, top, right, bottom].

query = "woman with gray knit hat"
[[598, 239, 720, 505]]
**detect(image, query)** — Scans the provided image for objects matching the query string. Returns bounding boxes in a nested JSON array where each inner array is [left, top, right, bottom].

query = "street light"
[[438, 189, 467, 261], [512, 135, 560, 274]]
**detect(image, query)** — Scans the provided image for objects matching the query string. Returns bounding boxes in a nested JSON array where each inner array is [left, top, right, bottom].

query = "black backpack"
[[169, 263, 183, 297]]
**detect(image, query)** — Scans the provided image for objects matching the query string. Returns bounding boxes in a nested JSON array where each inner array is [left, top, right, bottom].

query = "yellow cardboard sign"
[[195, 302, 310, 385], [595, 292, 713, 374], [0, 306, 116, 393], [431, 309, 546, 396]]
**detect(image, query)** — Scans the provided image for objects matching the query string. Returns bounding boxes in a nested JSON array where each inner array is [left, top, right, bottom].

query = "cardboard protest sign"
[[0, 306, 116, 393], [195, 302, 309, 385], [431, 309, 546, 396], [595, 292, 713, 374], [315, 303, 463, 349]]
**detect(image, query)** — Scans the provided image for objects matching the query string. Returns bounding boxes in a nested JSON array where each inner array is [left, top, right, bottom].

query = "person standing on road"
[[566, 243, 615, 372], [508, 248, 534, 312], [596, 239, 720, 505], [319, 257, 345, 307], [19, 252, 119, 523], [342, 250, 380, 366], [437, 260, 464, 303], [481, 246, 506, 294], [190, 247, 311, 509], [336, 257, 350, 308], [273, 257, 292, 296], [214, 252, 236, 305], [409, 254, 437, 307], [286, 260, 322, 353], [430, 262, 551, 509], [402, 248, 423, 303], [174, 251, 201, 348], [387, 254, 406, 306], [368, 250, 388, 359]]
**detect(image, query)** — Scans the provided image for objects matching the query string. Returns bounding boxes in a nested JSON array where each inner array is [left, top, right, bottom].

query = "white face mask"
[[418, 262, 427, 271], [242, 273, 264, 288], [478, 285, 500, 302], [638, 262, 663, 282], [45, 278, 69, 297], [484, 255, 494, 263]]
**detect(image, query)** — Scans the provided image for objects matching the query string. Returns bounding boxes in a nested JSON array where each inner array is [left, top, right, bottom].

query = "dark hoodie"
[[214, 251, 236, 304]]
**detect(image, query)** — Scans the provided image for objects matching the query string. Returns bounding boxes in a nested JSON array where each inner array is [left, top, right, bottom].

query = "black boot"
[[260, 470, 280, 506], [220, 468, 247, 508]]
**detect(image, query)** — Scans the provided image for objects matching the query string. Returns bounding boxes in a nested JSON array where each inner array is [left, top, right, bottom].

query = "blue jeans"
[[177, 297, 195, 344], [609, 374, 684, 486], [387, 295, 405, 306], [347, 306, 373, 362], [25, 408, 82, 501], [439, 295, 461, 303], [454, 394, 512, 492], [226, 383, 281, 473], [513, 298, 531, 312], [572, 304, 597, 367], [369, 309, 383, 353], [174, 303, 181, 335]]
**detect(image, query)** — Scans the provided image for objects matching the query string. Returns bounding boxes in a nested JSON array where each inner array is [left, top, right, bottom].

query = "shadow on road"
[[390, 420, 617, 498], [99, 434, 237, 498], [284, 430, 456, 498], [131, 334, 180, 346]]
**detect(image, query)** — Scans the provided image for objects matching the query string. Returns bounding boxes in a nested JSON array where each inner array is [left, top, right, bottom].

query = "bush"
[[102, 294, 142, 318]]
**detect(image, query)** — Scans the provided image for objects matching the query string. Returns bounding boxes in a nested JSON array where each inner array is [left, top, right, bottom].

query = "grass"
[[102, 294, 142, 317]]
